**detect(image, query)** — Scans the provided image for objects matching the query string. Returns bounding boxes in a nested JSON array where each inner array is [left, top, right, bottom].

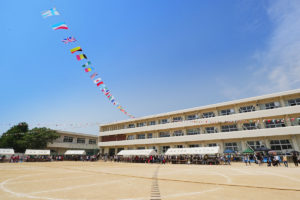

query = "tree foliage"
[[0, 122, 59, 153]]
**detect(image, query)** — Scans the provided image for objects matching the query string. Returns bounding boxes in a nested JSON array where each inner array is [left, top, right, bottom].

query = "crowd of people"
[[0, 154, 100, 162]]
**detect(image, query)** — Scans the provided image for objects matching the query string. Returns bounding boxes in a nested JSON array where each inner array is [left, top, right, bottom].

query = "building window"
[[239, 105, 255, 113], [221, 124, 238, 132], [189, 144, 199, 148], [270, 140, 292, 151], [127, 135, 135, 140], [291, 117, 300, 126], [147, 133, 153, 138], [137, 147, 145, 149], [77, 138, 85, 144], [265, 119, 285, 128], [247, 141, 263, 149], [207, 143, 217, 147], [137, 122, 146, 127], [128, 124, 135, 128], [186, 128, 200, 135], [225, 142, 238, 151], [137, 134, 145, 139], [205, 127, 216, 133], [243, 122, 257, 130], [173, 116, 183, 122], [175, 145, 183, 148], [63, 136, 73, 143], [220, 109, 235, 116], [288, 98, 300, 106], [173, 130, 184, 136], [89, 139, 96, 144], [186, 114, 198, 120], [149, 121, 156, 125], [265, 102, 280, 109], [202, 112, 215, 118], [159, 132, 170, 137], [160, 119, 169, 124], [162, 146, 170, 153]]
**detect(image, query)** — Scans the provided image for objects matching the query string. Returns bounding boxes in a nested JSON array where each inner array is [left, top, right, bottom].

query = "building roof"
[[101, 88, 300, 126], [56, 130, 98, 138]]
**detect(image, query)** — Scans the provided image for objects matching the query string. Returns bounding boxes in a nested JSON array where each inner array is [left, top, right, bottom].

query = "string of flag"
[[41, 7, 134, 118]]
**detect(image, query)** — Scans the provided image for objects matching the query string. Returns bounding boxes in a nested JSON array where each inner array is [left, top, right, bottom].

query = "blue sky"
[[1, 0, 300, 135]]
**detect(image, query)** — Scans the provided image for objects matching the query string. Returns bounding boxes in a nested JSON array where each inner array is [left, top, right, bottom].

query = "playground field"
[[0, 161, 300, 200]]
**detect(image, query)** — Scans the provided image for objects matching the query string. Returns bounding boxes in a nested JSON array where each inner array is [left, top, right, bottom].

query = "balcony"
[[99, 105, 300, 136], [98, 125, 300, 147]]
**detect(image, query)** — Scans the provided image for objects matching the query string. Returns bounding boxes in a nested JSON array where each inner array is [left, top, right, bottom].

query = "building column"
[[219, 141, 224, 153], [291, 136, 300, 151], [264, 138, 271, 149], [241, 140, 247, 151]]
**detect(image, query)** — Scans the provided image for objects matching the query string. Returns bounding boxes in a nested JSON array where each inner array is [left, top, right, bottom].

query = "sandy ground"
[[0, 161, 300, 200]]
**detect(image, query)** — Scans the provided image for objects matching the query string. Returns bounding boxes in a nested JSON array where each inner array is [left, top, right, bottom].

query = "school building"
[[98, 89, 300, 155]]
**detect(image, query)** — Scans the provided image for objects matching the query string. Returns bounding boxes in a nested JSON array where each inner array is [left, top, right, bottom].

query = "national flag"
[[96, 81, 104, 87], [70, 47, 82, 54], [85, 67, 93, 72], [62, 36, 76, 44], [41, 8, 60, 18], [93, 78, 102, 84], [82, 61, 91, 67], [90, 72, 98, 79], [76, 54, 87, 60], [52, 22, 68, 30]]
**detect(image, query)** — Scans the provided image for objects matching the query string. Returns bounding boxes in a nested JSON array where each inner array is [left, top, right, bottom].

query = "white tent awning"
[[165, 146, 220, 155], [25, 149, 50, 155], [0, 148, 15, 155], [117, 149, 157, 156], [64, 150, 86, 155]]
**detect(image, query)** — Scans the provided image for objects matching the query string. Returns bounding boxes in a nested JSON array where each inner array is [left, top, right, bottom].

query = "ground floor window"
[[225, 142, 239, 151], [175, 145, 183, 148], [247, 141, 263, 149], [207, 143, 218, 147], [189, 144, 199, 148], [137, 147, 145, 149], [270, 140, 293, 151], [162, 146, 170, 153]]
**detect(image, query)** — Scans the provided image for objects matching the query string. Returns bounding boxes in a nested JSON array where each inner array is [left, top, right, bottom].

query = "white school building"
[[98, 89, 300, 156]]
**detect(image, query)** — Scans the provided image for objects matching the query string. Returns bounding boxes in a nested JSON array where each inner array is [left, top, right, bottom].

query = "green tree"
[[0, 123, 59, 152]]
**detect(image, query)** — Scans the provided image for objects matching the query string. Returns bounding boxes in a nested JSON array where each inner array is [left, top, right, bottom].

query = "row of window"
[[103, 98, 300, 131], [63, 136, 97, 144], [125, 119, 300, 140], [133, 139, 293, 153]]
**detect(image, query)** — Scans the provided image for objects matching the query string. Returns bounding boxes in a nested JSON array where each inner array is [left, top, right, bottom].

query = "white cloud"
[[220, 0, 300, 98]]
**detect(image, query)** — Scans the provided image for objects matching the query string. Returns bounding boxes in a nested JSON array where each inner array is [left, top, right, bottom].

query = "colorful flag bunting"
[[93, 78, 102, 84], [70, 46, 82, 54], [96, 81, 104, 87], [90, 72, 98, 79], [52, 22, 68, 30], [41, 8, 60, 18], [82, 61, 91, 67], [85, 67, 93, 72], [62, 36, 76, 44], [76, 54, 87, 60]]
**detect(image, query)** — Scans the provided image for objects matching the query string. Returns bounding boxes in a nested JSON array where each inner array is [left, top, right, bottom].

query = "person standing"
[[292, 153, 298, 167], [283, 155, 288, 167]]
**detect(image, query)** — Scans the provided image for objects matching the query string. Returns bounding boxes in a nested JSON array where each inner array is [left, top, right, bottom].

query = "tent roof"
[[117, 149, 157, 156], [25, 149, 50, 155], [0, 148, 15, 155], [64, 150, 86, 155], [243, 148, 254, 154], [165, 146, 220, 155]]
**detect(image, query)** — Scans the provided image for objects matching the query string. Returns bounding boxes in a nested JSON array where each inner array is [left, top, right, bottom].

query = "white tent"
[[0, 148, 15, 155], [25, 149, 50, 155], [64, 150, 86, 155], [117, 149, 157, 156], [165, 146, 220, 155]]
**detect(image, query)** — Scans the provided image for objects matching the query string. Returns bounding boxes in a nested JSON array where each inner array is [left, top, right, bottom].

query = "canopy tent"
[[242, 148, 254, 154], [64, 150, 86, 155], [117, 149, 157, 156], [165, 146, 220, 156], [224, 149, 235, 153], [25, 149, 50, 155], [0, 148, 15, 155]]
